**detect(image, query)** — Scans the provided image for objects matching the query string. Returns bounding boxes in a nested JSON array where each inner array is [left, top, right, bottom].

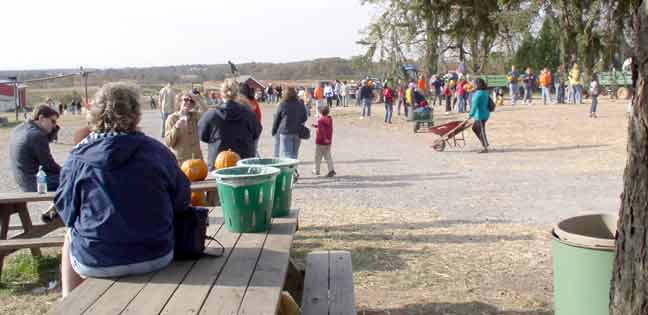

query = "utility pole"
[[8, 76, 18, 121], [80, 67, 89, 108]]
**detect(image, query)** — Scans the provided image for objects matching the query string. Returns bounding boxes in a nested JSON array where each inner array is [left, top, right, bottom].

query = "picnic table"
[[0, 180, 220, 275], [46, 207, 300, 315]]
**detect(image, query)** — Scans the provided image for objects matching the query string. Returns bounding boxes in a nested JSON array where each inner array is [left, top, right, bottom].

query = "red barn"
[[0, 82, 26, 112]]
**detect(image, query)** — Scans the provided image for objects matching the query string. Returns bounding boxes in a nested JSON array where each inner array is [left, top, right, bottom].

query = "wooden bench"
[[0, 192, 64, 274], [302, 250, 356, 315], [46, 208, 300, 315]]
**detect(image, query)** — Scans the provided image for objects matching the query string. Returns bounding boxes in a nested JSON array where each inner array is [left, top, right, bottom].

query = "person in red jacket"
[[312, 107, 335, 177]]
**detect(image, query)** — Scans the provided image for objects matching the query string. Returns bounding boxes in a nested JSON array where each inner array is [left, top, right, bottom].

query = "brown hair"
[[32, 105, 59, 120], [474, 78, 488, 90], [87, 83, 141, 133], [282, 86, 298, 102]]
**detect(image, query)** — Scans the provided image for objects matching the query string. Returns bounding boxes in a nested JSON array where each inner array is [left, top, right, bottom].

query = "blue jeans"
[[525, 85, 533, 103], [555, 83, 563, 103], [457, 96, 465, 113], [361, 98, 372, 117], [509, 83, 518, 105], [568, 86, 575, 103], [590, 96, 598, 114], [161, 112, 171, 137], [207, 144, 218, 172], [273, 133, 280, 157], [574, 85, 583, 104], [541, 87, 551, 104], [279, 134, 301, 159], [384, 102, 393, 122]]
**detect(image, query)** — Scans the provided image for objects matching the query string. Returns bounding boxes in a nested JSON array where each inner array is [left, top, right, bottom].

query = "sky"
[[1, 0, 378, 71]]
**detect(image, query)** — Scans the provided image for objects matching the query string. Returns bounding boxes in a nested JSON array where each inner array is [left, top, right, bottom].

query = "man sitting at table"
[[9, 105, 61, 192], [54, 83, 191, 298]]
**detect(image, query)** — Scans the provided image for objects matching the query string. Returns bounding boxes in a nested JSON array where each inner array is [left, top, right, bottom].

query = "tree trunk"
[[424, 13, 439, 75], [610, 2, 648, 314]]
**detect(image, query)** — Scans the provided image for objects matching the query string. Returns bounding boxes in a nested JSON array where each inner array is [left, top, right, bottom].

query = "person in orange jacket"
[[539, 68, 553, 105]]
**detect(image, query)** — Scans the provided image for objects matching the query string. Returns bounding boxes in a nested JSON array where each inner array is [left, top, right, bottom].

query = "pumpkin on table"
[[181, 158, 208, 181], [191, 192, 206, 206], [215, 149, 241, 170]]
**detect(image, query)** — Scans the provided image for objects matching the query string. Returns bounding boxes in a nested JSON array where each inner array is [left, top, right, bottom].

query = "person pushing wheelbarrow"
[[431, 78, 493, 153]]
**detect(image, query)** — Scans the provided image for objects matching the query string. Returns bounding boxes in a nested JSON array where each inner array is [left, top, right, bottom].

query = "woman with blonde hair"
[[164, 92, 207, 165], [198, 78, 262, 171], [55, 83, 191, 297]]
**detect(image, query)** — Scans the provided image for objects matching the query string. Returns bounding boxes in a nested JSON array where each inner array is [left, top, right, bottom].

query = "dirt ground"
[[0, 93, 629, 315]]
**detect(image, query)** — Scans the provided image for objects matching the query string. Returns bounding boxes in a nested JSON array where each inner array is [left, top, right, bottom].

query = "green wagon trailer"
[[598, 71, 633, 99]]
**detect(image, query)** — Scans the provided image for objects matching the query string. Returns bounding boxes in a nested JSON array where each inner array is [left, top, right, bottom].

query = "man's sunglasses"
[[183, 98, 195, 104]]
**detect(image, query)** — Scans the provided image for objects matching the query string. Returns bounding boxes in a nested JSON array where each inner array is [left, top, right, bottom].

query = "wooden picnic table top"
[[0, 180, 218, 206], [46, 207, 300, 315]]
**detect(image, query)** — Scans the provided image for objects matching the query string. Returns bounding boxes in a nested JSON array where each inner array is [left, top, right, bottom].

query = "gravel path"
[[1, 100, 625, 228]]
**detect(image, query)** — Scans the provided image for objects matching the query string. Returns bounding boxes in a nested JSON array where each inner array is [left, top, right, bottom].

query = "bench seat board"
[[302, 252, 331, 315], [329, 251, 355, 315]]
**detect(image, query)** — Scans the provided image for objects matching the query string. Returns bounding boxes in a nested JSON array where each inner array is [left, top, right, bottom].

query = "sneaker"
[[325, 170, 336, 177], [477, 148, 489, 154], [312, 170, 320, 176]]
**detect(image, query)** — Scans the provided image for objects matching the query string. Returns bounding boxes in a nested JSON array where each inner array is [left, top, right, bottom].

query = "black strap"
[[203, 236, 225, 257]]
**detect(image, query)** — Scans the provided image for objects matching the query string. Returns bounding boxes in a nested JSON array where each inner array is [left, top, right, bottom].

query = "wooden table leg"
[[0, 205, 11, 276], [284, 258, 305, 304], [206, 190, 220, 207], [16, 203, 42, 257]]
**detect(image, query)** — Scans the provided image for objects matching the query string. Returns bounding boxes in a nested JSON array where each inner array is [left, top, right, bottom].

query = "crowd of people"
[[7, 56, 638, 298]]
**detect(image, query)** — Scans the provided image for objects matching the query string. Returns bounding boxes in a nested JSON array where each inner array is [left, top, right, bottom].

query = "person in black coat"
[[271, 86, 308, 160], [198, 79, 262, 171]]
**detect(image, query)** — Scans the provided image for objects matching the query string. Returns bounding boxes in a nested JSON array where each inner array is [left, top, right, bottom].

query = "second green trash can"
[[552, 213, 617, 315], [237, 158, 299, 217]]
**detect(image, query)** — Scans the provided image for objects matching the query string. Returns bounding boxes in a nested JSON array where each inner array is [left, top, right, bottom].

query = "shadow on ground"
[[300, 219, 510, 232], [295, 172, 466, 189], [359, 301, 551, 315], [300, 158, 401, 165]]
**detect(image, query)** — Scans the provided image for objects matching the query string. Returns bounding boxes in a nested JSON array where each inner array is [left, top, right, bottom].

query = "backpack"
[[174, 206, 224, 260], [488, 97, 496, 112]]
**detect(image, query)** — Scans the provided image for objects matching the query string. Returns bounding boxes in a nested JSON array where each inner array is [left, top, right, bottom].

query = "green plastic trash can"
[[212, 166, 280, 233], [237, 158, 299, 217], [552, 214, 617, 315]]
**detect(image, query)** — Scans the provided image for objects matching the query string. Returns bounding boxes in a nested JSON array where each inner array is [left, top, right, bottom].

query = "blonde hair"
[[87, 83, 141, 133], [221, 79, 239, 101]]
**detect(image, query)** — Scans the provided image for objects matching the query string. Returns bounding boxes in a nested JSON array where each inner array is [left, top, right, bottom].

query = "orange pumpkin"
[[215, 149, 241, 170], [181, 158, 208, 181], [191, 192, 206, 206]]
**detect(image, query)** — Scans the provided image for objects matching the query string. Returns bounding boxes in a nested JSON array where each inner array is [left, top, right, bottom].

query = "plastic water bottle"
[[36, 166, 48, 194]]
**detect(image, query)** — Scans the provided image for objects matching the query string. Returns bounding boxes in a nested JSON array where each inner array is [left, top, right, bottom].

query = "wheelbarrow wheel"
[[433, 141, 446, 152]]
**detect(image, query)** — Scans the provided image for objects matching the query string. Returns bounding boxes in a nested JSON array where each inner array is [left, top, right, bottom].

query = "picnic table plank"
[[0, 236, 64, 250], [159, 225, 240, 314], [81, 273, 156, 315], [121, 209, 225, 315], [0, 192, 55, 204], [302, 252, 330, 315], [329, 251, 355, 315], [198, 230, 269, 315], [239, 210, 300, 315], [122, 209, 230, 314], [45, 278, 116, 315]]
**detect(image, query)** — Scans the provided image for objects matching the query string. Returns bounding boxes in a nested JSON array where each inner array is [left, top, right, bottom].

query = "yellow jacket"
[[569, 67, 581, 86], [406, 87, 414, 104]]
